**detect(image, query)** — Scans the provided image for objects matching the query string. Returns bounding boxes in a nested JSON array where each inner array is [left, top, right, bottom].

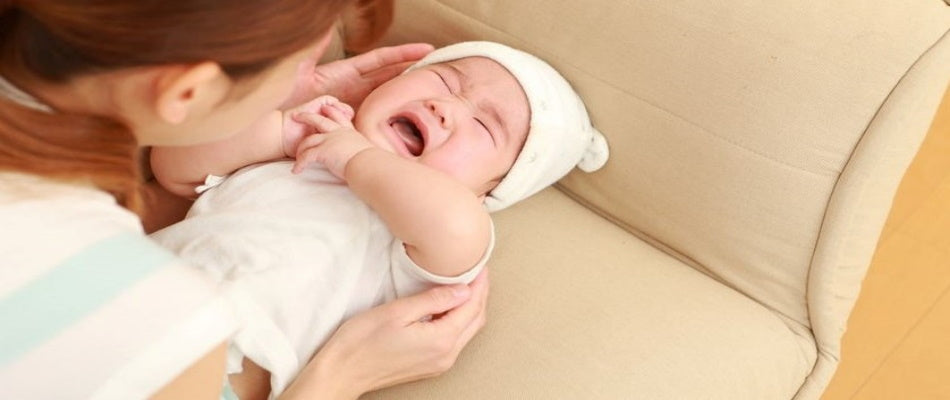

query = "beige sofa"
[[342, 1, 950, 399]]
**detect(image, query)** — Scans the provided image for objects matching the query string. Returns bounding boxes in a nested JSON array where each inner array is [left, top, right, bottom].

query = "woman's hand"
[[282, 269, 490, 400], [280, 43, 434, 111]]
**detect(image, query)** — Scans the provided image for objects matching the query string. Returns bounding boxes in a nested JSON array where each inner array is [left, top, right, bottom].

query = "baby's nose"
[[425, 99, 451, 129]]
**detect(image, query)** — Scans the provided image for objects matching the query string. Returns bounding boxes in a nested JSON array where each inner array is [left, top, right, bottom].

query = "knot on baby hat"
[[406, 41, 609, 212]]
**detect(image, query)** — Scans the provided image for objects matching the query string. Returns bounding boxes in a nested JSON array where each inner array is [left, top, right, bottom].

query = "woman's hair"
[[0, 0, 367, 214], [342, 0, 395, 54]]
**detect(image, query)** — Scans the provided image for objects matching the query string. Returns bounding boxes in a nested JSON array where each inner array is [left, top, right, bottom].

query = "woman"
[[0, 1, 488, 399]]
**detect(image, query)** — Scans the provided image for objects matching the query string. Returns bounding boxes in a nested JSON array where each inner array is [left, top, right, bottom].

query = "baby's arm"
[[150, 96, 354, 198], [150, 111, 285, 198], [292, 106, 492, 278]]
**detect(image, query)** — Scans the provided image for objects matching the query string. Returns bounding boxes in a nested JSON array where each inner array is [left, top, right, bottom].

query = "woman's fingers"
[[344, 44, 435, 98], [297, 43, 434, 109], [409, 270, 490, 376], [439, 268, 489, 339], [452, 270, 489, 350], [349, 43, 434, 75], [393, 284, 473, 325], [291, 270, 490, 396]]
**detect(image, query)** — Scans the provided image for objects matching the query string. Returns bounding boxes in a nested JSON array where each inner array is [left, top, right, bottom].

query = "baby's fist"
[[282, 95, 355, 157], [290, 107, 373, 179]]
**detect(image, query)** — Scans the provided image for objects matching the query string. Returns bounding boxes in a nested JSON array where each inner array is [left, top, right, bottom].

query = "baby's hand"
[[290, 104, 374, 179], [282, 95, 355, 158]]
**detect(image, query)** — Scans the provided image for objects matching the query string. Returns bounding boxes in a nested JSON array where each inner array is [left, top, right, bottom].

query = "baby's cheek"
[[421, 155, 464, 180], [352, 114, 369, 132]]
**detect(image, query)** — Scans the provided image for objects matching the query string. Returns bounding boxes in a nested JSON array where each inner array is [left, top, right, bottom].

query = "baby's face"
[[354, 56, 530, 196]]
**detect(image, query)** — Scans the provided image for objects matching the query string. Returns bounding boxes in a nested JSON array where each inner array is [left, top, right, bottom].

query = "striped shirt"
[[0, 172, 237, 399]]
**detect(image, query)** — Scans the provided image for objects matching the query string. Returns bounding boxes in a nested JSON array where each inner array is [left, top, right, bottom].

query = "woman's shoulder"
[[0, 171, 231, 323], [0, 173, 238, 399], [0, 171, 140, 227], [0, 171, 144, 266]]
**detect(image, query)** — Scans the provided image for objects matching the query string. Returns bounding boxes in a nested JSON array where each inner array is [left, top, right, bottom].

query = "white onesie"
[[150, 161, 490, 397]]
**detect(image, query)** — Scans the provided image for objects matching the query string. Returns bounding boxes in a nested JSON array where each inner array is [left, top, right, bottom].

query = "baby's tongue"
[[393, 120, 423, 155]]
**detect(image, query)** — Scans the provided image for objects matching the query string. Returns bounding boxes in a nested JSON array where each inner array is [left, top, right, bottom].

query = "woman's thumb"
[[398, 285, 472, 322]]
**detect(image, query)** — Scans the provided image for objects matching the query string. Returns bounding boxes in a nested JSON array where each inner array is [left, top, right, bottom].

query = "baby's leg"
[[228, 357, 272, 400]]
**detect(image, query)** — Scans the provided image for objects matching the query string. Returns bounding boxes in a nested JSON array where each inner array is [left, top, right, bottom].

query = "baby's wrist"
[[341, 146, 386, 181]]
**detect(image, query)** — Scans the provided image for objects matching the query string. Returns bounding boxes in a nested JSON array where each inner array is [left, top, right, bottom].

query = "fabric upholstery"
[[378, 0, 949, 329], [801, 30, 950, 398], [366, 189, 813, 399], [360, 0, 950, 398]]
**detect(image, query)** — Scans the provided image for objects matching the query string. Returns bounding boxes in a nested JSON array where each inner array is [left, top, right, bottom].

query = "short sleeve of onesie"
[[388, 220, 495, 298], [0, 173, 237, 400]]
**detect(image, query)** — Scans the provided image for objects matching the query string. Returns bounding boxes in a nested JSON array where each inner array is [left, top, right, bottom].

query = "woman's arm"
[[152, 271, 488, 400], [292, 106, 492, 277], [282, 270, 489, 399]]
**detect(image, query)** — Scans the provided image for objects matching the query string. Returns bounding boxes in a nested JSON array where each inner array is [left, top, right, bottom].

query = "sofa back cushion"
[[377, 0, 950, 330]]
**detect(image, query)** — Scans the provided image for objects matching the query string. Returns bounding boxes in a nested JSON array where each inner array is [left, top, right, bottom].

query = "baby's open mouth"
[[389, 116, 424, 156]]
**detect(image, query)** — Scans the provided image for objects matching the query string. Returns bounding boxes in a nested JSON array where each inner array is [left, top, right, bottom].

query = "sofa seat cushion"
[[366, 188, 816, 399]]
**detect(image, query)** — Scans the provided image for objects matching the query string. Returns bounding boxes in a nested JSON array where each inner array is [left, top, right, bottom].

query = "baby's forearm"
[[344, 148, 492, 277], [150, 111, 286, 198]]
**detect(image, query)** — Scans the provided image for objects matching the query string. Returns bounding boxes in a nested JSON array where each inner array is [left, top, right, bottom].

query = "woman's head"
[[1, 0, 354, 143], [0, 0, 362, 211]]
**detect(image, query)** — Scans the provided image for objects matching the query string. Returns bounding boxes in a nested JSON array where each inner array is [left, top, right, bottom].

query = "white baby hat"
[[406, 41, 609, 212]]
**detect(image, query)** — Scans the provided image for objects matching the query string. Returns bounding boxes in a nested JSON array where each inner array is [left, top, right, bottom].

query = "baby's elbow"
[[408, 212, 491, 278], [152, 172, 198, 199], [159, 179, 200, 199], [150, 150, 200, 199], [440, 212, 493, 267]]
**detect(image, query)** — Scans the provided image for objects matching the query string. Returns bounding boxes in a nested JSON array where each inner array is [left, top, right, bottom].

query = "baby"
[[150, 41, 608, 398]]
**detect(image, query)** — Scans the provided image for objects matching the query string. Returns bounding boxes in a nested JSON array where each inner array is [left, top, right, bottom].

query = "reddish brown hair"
[[342, 0, 395, 54], [0, 0, 357, 214]]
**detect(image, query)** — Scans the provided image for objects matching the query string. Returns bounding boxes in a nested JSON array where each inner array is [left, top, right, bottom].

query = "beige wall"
[[823, 85, 950, 399]]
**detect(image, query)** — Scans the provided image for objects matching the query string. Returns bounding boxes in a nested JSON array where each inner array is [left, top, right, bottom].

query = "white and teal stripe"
[[1, 180, 236, 400], [0, 233, 175, 365]]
